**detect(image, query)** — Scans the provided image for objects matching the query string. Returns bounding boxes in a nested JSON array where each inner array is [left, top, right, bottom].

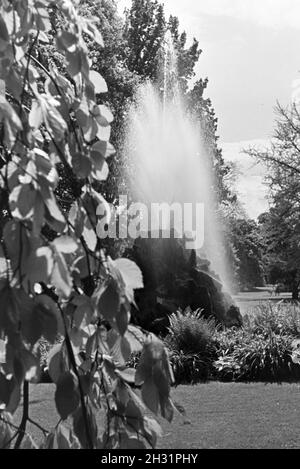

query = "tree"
[[124, 0, 202, 89], [246, 103, 300, 299], [229, 218, 265, 291], [258, 204, 300, 299], [246, 103, 300, 207], [124, 0, 166, 80], [0, 0, 175, 449]]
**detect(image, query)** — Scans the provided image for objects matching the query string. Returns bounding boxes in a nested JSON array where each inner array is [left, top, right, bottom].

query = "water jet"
[[123, 32, 241, 330]]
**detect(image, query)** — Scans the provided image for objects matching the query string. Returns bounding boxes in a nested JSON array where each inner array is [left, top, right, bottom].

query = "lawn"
[[14, 381, 300, 449], [234, 290, 292, 315]]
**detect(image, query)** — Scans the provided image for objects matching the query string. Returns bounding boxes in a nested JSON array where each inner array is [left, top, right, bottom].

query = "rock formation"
[[125, 233, 242, 334]]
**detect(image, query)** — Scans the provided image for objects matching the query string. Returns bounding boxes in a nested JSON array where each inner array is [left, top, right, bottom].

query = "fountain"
[[123, 32, 242, 331]]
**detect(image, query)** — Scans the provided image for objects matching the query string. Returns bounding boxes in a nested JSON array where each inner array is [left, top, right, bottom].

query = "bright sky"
[[117, 0, 300, 218]]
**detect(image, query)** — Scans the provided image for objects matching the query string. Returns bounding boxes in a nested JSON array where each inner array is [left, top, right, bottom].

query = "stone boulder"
[[125, 234, 242, 334]]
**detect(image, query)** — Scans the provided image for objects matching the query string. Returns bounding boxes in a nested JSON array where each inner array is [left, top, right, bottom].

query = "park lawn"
[[14, 381, 300, 449]]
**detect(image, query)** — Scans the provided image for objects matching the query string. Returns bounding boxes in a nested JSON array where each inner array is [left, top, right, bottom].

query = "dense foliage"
[[150, 305, 300, 384], [0, 0, 176, 449], [164, 308, 217, 383], [229, 218, 265, 291]]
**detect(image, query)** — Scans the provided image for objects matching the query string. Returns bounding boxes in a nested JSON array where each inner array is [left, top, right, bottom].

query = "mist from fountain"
[[123, 31, 232, 291]]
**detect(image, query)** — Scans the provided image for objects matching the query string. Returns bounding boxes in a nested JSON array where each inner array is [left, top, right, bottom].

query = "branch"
[[14, 380, 29, 449], [57, 303, 94, 449]]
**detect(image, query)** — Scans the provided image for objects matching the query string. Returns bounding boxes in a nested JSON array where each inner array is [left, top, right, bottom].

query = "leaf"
[[141, 379, 159, 415], [91, 140, 115, 160], [56, 30, 78, 52], [25, 246, 54, 287], [22, 294, 61, 346], [97, 281, 120, 323], [0, 16, 9, 45], [135, 336, 174, 421], [38, 94, 67, 141], [107, 329, 131, 365], [42, 424, 80, 449], [0, 373, 12, 408], [82, 218, 97, 251], [90, 70, 108, 94], [114, 258, 144, 302], [21, 349, 40, 382], [51, 252, 72, 299], [0, 411, 14, 449], [143, 416, 162, 447], [116, 303, 130, 336], [47, 343, 65, 384], [32, 193, 45, 236], [55, 371, 80, 420], [52, 235, 78, 254], [0, 286, 22, 335], [56, 423, 81, 449], [10, 184, 36, 219], [91, 156, 109, 181], [0, 96, 22, 148], [115, 368, 136, 384], [73, 296, 95, 329], [160, 397, 174, 423], [29, 99, 43, 129], [20, 434, 38, 449], [96, 123, 111, 142], [0, 339, 5, 364], [5, 381, 21, 415], [126, 325, 145, 353], [43, 192, 67, 233], [99, 105, 113, 124], [7, 66, 23, 100], [3, 220, 31, 277], [68, 202, 84, 238], [72, 151, 92, 178], [0, 246, 8, 280], [73, 404, 98, 448]]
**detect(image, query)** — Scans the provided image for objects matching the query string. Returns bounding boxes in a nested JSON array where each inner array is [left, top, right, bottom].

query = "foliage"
[[165, 307, 217, 355], [258, 204, 300, 299], [228, 218, 265, 290], [213, 326, 298, 382], [164, 308, 217, 382], [0, 0, 175, 449], [127, 304, 300, 384], [250, 302, 300, 336], [168, 349, 213, 384], [246, 104, 300, 298], [213, 303, 300, 382]]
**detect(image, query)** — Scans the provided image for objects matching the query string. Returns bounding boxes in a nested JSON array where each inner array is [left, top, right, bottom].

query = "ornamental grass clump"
[[164, 308, 218, 383]]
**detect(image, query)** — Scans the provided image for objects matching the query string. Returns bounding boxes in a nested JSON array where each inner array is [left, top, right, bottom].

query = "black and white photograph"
[[1, 0, 300, 454]]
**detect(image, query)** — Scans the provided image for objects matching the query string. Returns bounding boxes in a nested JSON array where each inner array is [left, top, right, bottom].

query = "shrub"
[[213, 327, 299, 382], [168, 349, 214, 384], [165, 307, 217, 354], [164, 308, 218, 382], [251, 302, 300, 337]]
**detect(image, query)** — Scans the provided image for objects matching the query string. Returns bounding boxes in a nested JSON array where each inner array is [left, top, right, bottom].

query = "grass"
[[15, 381, 300, 449], [234, 291, 292, 316]]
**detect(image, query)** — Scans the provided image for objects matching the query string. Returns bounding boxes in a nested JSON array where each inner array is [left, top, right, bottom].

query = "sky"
[[117, 0, 300, 218]]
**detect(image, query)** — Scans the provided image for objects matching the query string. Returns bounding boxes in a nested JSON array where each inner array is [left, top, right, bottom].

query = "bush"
[[250, 302, 300, 336], [165, 307, 217, 354], [129, 304, 300, 384], [164, 308, 218, 382], [213, 327, 300, 382]]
